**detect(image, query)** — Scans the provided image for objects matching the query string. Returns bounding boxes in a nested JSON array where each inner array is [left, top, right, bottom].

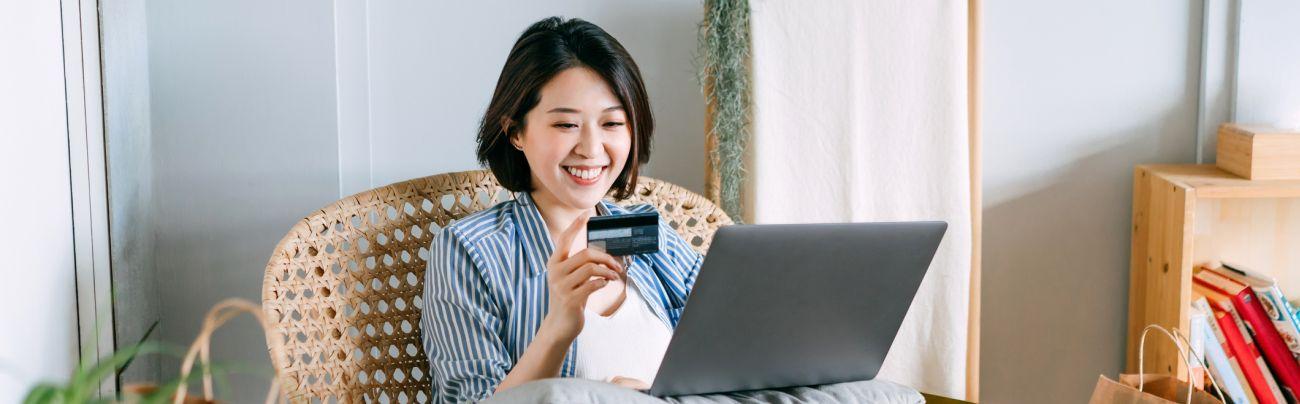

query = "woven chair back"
[[261, 169, 733, 402]]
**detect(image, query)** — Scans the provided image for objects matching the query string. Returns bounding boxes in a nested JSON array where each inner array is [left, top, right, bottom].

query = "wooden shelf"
[[1139, 164, 1300, 199], [1127, 164, 1300, 378]]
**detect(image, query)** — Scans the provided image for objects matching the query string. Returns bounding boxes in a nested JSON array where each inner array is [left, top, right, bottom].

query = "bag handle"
[[1137, 324, 1226, 404], [174, 298, 286, 404]]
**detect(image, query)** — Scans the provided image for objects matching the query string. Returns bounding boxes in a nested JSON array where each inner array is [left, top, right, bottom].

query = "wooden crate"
[[1217, 124, 1300, 180], [1127, 164, 1300, 378]]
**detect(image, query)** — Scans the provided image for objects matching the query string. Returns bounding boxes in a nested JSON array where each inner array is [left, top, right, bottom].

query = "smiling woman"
[[419, 17, 703, 402], [475, 17, 654, 204]]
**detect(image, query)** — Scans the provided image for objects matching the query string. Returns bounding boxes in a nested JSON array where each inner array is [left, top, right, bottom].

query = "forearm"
[[495, 320, 572, 393]]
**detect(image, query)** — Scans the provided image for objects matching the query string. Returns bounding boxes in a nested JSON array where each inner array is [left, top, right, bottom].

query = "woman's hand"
[[539, 215, 626, 342], [497, 215, 627, 394]]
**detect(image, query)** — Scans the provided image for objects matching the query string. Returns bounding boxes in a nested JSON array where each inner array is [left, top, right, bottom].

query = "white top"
[[573, 278, 674, 385]]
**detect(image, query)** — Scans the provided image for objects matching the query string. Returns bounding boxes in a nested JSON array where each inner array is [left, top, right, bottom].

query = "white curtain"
[[746, 0, 971, 398]]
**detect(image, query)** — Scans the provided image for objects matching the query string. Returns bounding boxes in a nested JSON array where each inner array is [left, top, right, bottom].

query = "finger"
[[573, 277, 609, 300], [562, 248, 625, 274], [548, 215, 590, 265], [563, 264, 619, 290]]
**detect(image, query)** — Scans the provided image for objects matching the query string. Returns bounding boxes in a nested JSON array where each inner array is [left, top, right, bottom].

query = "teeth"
[[565, 166, 601, 180]]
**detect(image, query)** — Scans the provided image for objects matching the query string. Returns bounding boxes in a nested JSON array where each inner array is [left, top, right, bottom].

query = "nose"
[[573, 122, 602, 158]]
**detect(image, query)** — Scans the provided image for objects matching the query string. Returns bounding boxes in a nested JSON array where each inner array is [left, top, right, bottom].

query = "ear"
[[508, 133, 523, 151], [501, 116, 522, 150]]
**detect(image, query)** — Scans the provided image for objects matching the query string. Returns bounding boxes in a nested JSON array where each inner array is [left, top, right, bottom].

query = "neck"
[[529, 190, 598, 240]]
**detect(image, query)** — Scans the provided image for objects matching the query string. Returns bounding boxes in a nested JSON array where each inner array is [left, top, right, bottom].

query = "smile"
[[563, 165, 606, 184]]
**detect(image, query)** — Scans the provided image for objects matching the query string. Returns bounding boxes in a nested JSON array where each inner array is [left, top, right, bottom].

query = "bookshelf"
[[1127, 164, 1300, 378]]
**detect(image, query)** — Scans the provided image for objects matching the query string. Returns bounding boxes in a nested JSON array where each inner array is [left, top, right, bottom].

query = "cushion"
[[480, 378, 924, 404]]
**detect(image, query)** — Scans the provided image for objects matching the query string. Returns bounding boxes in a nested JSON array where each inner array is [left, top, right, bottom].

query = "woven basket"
[[261, 169, 732, 402], [174, 298, 285, 404], [118, 298, 285, 404]]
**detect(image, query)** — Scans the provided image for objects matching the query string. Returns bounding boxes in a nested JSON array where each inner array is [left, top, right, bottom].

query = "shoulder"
[[437, 199, 518, 248], [428, 199, 524, 287]]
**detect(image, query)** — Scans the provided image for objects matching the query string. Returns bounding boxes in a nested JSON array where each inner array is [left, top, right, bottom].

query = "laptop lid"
[[648, 221, 947, 397]]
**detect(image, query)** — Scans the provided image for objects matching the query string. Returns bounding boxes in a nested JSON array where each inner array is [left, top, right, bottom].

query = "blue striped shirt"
[[419, 191, 704, 402]]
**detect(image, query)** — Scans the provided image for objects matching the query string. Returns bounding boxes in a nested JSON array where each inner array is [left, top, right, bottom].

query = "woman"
[[419, 17, 704, 402]]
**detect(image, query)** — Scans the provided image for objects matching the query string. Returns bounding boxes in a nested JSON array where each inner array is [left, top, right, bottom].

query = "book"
[[1198, 282, 1285, 404], [1189, 306, 1209, 389], [1197, 267, 1300, 402], [1214, 262, 1300, 362], [1195, 297, 1258, 404]]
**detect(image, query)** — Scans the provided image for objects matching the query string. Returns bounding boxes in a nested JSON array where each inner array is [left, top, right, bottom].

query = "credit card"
[[587, 212, 660, 256]]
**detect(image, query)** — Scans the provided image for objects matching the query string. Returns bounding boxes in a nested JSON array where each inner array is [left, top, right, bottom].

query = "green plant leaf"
[[22, 384, 65, 404], [116, 320, 160, 380], [66, 342, 166, 402]]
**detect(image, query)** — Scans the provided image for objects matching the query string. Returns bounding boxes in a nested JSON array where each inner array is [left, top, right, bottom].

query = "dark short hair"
[[476, 17, 654, 201]]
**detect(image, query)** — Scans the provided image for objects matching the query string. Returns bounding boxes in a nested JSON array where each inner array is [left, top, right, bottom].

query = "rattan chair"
[[261, 169, 733, 402]]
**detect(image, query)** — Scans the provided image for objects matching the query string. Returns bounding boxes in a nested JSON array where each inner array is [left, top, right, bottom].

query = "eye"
[[552, 123, 578, 130], [603, 121, 626, 128]]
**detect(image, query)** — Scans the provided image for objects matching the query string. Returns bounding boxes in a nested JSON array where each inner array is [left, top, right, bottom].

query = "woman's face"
[[511, 67, 632, 211]]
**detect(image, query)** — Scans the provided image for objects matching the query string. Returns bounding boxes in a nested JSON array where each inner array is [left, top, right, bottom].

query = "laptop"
[[647, 221, 947, 397]]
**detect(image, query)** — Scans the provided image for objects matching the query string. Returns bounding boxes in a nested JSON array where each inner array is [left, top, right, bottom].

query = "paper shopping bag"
[[1088, 374, 1222, 404]]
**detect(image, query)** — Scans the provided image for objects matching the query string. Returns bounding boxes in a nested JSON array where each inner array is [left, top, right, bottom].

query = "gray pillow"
[[480, 378, 924, 404], [481, 378, 665, 403]]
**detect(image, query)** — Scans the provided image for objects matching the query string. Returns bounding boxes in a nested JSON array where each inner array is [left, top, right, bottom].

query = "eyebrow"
[[546, 106, 624, 114]]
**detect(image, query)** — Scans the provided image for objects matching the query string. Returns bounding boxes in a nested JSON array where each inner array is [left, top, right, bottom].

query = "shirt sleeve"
[[420, 225, 510, 402]]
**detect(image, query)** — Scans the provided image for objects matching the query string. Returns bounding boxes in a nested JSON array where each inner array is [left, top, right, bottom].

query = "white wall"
[[982, 0, 1207, 402], [1236, 0, 1300, 128], [103, 0, 161, 385], [146, 0, 340, 399], [0, 1, 81, 399]]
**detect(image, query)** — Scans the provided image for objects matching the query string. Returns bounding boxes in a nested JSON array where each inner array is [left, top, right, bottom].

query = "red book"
[[1197, 268, 1300, 402], [1198, 283, 1284, 404]]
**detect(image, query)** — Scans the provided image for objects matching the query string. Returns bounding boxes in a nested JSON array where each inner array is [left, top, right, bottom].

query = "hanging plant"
[[699, 0, 751, 223]]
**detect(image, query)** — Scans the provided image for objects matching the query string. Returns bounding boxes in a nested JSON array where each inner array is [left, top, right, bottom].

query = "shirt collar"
[[511, 191, 628, 278]]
